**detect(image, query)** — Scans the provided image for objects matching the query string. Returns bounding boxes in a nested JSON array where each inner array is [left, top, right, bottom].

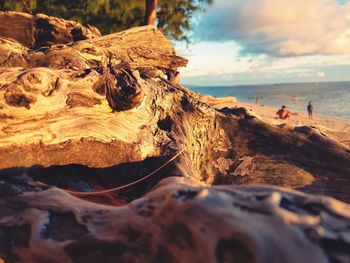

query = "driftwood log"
[[0, 12, 350, 263], [0, 11, 100, 49], [0, 176, 349, 263]]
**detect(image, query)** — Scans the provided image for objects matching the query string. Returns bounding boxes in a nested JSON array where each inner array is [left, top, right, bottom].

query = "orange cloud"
[[196, 0, 350, 56], [241, 0, 350, 55]]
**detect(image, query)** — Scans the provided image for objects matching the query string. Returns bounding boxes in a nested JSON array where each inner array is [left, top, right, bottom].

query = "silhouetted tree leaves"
[[0, 0, 212, 41]]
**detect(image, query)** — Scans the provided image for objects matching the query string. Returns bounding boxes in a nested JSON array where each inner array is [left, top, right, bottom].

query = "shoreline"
[[214, 100, 350, 147], [241, 99, 350, 123]]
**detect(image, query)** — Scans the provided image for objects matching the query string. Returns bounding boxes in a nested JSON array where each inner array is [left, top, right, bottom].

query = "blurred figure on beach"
[[255, 96, 259, 105], [307, 102, 313, 119], [290, 96, 298, 102], [276, 105, 291, 120]]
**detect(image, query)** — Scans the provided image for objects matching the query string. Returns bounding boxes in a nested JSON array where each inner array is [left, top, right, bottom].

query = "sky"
[[176, 0, 350, 86]]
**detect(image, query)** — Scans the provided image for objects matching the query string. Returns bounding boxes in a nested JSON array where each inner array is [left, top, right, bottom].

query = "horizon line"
[[183, 79, 350, 88]]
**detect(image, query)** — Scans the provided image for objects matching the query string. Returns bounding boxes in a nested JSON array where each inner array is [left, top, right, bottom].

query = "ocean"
[[189, 82, 350, 120]]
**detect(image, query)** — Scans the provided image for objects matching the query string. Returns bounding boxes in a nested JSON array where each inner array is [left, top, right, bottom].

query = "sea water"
[[189, 82, 350, 120]]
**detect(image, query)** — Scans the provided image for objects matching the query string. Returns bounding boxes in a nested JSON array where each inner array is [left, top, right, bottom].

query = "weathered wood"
[[0, 176, 349, 263], [0, 38, 28, 67], [0, 65, 349, 201], [0, 11, 100, 49], [0, 25, 188, 72]]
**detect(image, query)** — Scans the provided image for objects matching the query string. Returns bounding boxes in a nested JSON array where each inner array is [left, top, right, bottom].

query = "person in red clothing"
[[276, 105, 291, 120]]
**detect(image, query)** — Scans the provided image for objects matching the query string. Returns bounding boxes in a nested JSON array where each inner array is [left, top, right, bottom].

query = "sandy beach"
[[216, 100, 350, 147]]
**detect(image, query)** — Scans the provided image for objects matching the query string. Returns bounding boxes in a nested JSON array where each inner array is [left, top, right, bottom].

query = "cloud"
[[194, 0, 350, 56], [176, 41, 262, 77], [177, 38, 350, 85]]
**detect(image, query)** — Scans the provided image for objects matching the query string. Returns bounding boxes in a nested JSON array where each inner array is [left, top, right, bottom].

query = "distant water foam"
[[189, 82, 350, 120]]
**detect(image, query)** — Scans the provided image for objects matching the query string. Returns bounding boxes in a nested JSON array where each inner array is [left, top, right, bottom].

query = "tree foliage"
[[0, 0, 212, 41]]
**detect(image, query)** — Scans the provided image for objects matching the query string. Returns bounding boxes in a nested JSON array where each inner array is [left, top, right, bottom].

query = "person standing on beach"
[[307, 102, 313, 119], [255, 96, 259, 104]]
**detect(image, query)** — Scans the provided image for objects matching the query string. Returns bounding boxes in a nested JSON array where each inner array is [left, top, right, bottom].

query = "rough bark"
[[22, 0, 32, 14], [0, 25, 187, 72], [0, 12, 350, 263], [0, 176, 349, 263], [145, 0, 158, 25], [0, 11, 100, 49], [1, 61, 348, 201]]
